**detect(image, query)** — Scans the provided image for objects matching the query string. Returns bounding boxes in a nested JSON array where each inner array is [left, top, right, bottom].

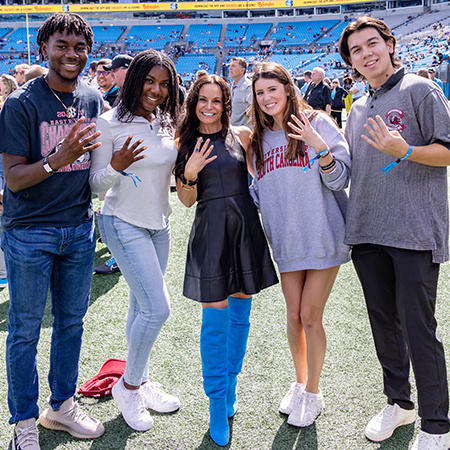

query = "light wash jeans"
[[98, 214, 171, 386], [3, 220, 96, 424]]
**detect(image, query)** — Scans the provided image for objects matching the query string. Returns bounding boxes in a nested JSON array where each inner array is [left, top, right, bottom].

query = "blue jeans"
[[98, 214, 171, 386], [3, 220, 96, 424]]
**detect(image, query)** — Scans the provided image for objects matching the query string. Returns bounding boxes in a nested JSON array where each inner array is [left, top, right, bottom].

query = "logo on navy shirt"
[[385, 108, 406, 132]]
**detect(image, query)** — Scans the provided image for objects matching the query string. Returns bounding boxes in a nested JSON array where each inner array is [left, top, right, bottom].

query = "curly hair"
[[174, 74, 231, 180], [251, 62, 311, 171], [338, 15, 400, 80], [37, 13, 94, 56], [116, 49, 179, 131]]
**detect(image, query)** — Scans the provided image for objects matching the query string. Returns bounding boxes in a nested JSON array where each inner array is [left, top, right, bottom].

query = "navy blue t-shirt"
[[0, 76, 103, 230]]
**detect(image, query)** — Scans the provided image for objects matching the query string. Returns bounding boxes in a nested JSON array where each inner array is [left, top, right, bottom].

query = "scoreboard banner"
[[0, 0, 373, 15]]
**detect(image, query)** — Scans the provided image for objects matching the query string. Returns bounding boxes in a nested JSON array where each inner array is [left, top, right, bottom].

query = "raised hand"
[[110, 134, 147, 172], [184, 137, 217, 181], [49, 117, 102, 170], [287, 111, 328, 153]]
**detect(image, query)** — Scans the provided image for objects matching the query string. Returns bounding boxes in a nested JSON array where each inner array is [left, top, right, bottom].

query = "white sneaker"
[[141, 382, 180, 413], [287, 389, 324, 427], [39, 397, 104, 439], [12, 418, 40, 450], [411, 430, 450, 449], [365, 404, 415, 442], [112, 377, 153, 431], [279, 382, 305, 415]]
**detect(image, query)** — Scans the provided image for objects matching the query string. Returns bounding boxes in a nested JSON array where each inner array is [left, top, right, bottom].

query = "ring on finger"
[[195, 148, 200, 152]]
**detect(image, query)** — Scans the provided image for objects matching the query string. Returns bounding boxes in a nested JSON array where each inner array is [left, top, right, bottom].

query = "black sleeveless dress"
[[183, 129, 278, 302]]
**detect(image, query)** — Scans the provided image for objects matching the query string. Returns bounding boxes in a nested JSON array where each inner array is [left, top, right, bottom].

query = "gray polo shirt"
[[345, 67, 450, 263], [231, 75, 252, 128]]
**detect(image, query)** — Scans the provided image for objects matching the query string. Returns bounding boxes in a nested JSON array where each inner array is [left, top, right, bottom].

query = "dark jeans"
[[352, 243, 450, 434]]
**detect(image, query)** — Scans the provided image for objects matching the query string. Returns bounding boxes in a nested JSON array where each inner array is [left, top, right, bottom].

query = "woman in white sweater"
[[250, 62, 351, 428], [89, 50, 180, 432]]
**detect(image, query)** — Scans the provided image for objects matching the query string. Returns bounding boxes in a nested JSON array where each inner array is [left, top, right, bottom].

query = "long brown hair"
[[174, 74, 231, 180], [251, 62, 312, 171]]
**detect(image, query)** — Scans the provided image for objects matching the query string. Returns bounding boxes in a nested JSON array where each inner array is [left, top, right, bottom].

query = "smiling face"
[[195, 82, 224, 132], [96, 64, 114, 91], [254, 77, 288, 128], [41, 30, 88, 92], [136, 65, 171, 119], [347, 27, 395, 89]]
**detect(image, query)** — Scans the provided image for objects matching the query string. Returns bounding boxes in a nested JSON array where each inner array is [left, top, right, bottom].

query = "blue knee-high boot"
[[227, 296, 252, 418], [201, 307, 230, 447]]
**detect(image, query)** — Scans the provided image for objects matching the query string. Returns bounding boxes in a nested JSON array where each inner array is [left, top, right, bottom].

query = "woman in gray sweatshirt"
[[250, 62, 351, 429]]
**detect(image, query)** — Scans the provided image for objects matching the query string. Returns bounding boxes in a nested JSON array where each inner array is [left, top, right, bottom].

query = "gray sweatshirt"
[[252, 113, 351, 272], [344, 68, 450, 263]]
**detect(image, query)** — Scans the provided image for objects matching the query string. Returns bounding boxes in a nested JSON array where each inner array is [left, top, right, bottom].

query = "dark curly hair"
[[37, 13, 94, 56], [116, 49, 179, 130], [174, 74, 231, 180]]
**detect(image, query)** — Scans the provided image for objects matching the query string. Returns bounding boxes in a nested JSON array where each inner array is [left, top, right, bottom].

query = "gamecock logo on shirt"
[[385, 108, 406, 132]]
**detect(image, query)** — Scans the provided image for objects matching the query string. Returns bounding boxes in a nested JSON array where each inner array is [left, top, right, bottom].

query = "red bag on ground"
[[78, 359, 126, 398]]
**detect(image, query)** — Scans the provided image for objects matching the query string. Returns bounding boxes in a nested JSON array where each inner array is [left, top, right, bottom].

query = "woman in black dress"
[[174, 74, 278, 447]]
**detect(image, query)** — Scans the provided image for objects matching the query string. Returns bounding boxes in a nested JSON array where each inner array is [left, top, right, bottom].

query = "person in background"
[[428, 67, 443, 89], [12, 63, 30, 86], [174, 74, 278, 446], [0, 13, 105, 449], [300, 70, 312, 96], [349, 75, 365, 104], [24, 65, 48, 83], [96, 58, 118, 107], [343, 76, 353, 114], [416, 68, 430, 79], [305, 67, 331, 114], [0, 73, 18, 288], [104, 54, 133, 91], [250, 61, 351, 429], [90, 49, 181, 432], [330, 78, 347, 128], [88, 60, 99, 89], [339, 15, 450, 449], [229, 57, 252, 127]]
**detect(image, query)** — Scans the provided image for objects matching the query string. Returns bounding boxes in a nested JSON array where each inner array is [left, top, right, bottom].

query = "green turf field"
[[0, 192, 449, 449]]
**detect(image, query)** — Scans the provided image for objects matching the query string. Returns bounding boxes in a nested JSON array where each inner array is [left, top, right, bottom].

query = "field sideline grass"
[[0, 192, 449, 449]]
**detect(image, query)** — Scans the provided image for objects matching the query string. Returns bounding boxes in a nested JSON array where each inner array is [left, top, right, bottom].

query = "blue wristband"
[[120, 171, 142, 187], [381, 145, 413, 177], [303, 148, 329, 172]]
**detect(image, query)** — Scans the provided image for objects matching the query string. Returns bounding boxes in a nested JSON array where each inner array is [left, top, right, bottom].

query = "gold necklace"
[[46, 81, 78, 118]]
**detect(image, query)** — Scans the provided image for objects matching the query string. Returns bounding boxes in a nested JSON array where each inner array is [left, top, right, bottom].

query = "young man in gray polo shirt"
[[339, 15, 450, 450]]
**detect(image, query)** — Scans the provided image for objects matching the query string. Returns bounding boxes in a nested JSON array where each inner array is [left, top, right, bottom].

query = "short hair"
[[0, 74, 19, 98], [97, 58, 112, 69], [417, 68, 430, 79], [116, 49, 179, 129], [339, 15, 400, 79], [37, 13, 94, 56], [231, 57, 248, 71], [196, 69, 208, 80], [304, 70, 312, 77], [24, 65, 48, 82], [14, 63, 30, 74], [313, 67, 325, 79]]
